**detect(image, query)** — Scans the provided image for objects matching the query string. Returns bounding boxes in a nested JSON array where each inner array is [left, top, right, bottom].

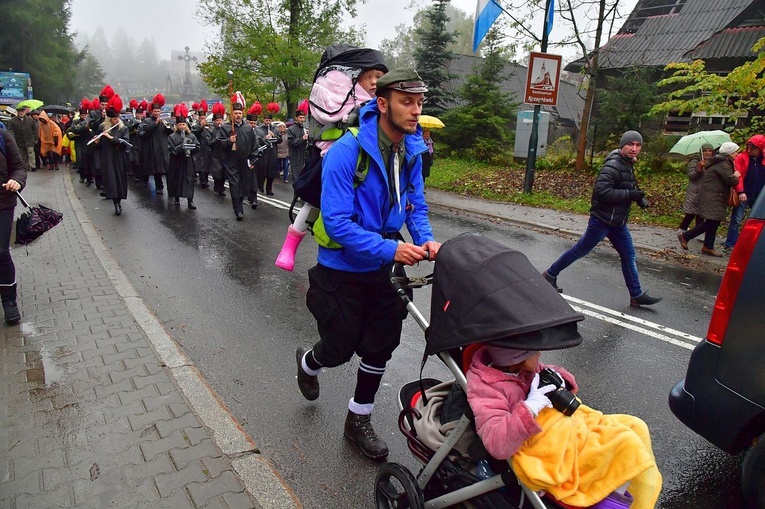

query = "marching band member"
[[93, 94, 130, 216], [256, 104, 282, 196], [137, 94, 171, 195], [191, 100, 213, 189], [87, 96, 104, 190], [246, 102, 266, 206], [209, 103, 227, 197], [167, 104, 200, 210], [67, 98, 93, 185], [216, 92, 261, 220]]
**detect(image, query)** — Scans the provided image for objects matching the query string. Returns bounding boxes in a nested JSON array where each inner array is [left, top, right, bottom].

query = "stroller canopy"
[[426, 233, 584, 356]]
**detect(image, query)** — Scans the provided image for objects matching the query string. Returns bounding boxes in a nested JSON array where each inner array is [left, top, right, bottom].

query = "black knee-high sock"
[[353, 360, 386, 405]]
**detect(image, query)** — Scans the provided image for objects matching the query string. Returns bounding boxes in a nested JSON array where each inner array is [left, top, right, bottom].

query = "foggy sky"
[[69, 0, 638, 62]]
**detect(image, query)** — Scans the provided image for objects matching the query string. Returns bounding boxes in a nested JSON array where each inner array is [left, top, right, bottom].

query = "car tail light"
[[707, 219, 764, 345]]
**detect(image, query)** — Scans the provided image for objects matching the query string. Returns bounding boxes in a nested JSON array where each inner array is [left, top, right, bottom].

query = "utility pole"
[[523, 0, 553, 194]]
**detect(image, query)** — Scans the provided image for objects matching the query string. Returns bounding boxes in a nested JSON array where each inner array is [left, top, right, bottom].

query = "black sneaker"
[[235, 212, 243, 221], [3, 301, 20, 325], [296, 347, 319, 401], [630, 292, 662, 307], [344, 411, 388, 461], [542, 270, 563, 293]]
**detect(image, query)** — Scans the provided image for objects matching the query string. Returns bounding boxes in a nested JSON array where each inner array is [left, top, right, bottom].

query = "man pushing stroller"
[[295, 68, 441, 461]]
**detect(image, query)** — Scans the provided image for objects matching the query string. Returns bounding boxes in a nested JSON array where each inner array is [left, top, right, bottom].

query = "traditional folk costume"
[[95, 94, 130, 215], [167, 104, 200, 209], [209, 103, 227, 196], [191, 100, 214, 189], [137, 93, 171, 194]]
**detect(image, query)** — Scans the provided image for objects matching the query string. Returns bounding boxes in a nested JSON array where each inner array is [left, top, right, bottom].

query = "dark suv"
[[669, 192, 765, 508]]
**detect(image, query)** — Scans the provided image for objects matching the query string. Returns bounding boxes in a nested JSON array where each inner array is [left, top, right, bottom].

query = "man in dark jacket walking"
[[8, 107, 36, 172], [541, 131, 662, 307]]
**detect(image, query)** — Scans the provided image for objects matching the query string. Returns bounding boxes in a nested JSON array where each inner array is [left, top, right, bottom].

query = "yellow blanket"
[[512, 405, 662, 508]]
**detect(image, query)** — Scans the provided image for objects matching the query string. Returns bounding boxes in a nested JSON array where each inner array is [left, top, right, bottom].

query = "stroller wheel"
[[375, 462, 425, 509]]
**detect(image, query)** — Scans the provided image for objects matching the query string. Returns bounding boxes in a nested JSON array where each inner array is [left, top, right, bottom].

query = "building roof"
[[445, 54, 585, 126], [688, 26, 765, 59], [566, 0, 755, 71]]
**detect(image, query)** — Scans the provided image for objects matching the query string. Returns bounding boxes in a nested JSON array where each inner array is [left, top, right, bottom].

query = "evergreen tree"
[[0, 0, 80, 102], [88, 27, 113, 81], [413, 0, 458, 116], [71, 51, 106, 101], [439, 26, 517, 164]]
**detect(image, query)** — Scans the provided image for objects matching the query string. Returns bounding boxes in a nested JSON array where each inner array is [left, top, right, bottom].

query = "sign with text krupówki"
[[524, 52, 562, 107]]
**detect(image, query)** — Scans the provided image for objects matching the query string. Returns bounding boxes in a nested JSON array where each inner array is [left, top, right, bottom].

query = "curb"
[[63, 174, 302, 509]]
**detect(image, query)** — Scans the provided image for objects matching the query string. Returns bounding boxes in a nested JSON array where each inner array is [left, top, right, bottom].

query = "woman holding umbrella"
[[678, 143, 714, 234], [678, 142, 741, 256], [0, 123, 27, 324]]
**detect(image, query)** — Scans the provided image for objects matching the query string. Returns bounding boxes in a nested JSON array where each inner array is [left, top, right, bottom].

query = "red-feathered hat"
[[231, 91, 246, 111], [246, 103, 261, 121], [90, 98, 101, 111], [128, 99, 139, 111], [211, 102, 226, 119], [137, 100, 149, 113], [151, 93, 165, 110], [174, 103, 189, 124], [197, 100, 207, 114], [106, 94, 123, 118], [296, 99, 309, 116], [266, 102, 280, 114], [191, 102, 199, 111], [99, 85, 115, 103], [79, 98, 91, 113]]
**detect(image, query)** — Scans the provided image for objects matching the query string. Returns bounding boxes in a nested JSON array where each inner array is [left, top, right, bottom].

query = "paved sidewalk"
[[425, 189, 729, 272], [0, 168, 299, 509]]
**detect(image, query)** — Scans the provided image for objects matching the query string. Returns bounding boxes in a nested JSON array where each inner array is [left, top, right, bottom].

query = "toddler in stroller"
[[375, 233, 661, 509]]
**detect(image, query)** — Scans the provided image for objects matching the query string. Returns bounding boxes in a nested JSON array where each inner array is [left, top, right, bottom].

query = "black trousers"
[[0, 209, 16, 286], [307, 264, 408, 369], [683, 219, 722, 249]]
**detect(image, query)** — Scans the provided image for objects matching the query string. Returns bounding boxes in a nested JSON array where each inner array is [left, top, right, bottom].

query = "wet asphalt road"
[[71, 173, 743, 509]]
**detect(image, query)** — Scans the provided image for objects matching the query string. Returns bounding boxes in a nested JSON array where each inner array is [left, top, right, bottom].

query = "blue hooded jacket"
[[318, 100, 435, 272]]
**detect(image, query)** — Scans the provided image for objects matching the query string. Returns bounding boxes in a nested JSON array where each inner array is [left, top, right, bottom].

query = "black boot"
[[344, 411, 388, 461], [188, 200, 196, 210], [1, 284, 20, 325], [114, 201, 122, 216]]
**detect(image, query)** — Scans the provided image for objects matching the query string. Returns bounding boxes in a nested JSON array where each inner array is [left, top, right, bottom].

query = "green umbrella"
[[669, 130, 732, 156], [15, 99, 44, 110]]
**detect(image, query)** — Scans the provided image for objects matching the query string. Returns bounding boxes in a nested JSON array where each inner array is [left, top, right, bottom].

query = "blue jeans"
[[724, 200, 754, 249], [547, 215, 643, 298], [278, 158, 290, 182]]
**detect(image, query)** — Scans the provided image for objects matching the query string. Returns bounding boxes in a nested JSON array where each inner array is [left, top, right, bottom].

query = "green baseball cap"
[[376, 68, 428, 95]]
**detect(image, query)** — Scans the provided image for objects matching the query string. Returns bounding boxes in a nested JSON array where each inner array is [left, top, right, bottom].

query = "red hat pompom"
[[191, 102, 199, 111], [250, 101, 263, 116], [211, 102, 226, 115], [151, 93, 165, 109], [79, 98, 91, 112], [106, 94, 123, 117], [266, 102, 280, 114], [296, 99, 309, 115], [129, 99, 139, 110], [138, 100, 149, 112], [100, 85, 115, 101], [90, 98, 101, 110], [198, 100, 208, 113]]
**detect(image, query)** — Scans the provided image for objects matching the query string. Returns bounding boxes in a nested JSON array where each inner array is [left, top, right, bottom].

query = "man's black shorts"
[[307, 263, 410, 367]]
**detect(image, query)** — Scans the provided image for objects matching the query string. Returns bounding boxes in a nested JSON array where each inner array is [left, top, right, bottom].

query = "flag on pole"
[[473, 0, 503, 52], [545, 0, 555, 36]]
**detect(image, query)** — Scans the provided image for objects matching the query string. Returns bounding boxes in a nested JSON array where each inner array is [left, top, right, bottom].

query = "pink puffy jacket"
[[733, 134, 765, 193], [466, 346, 578, 460]]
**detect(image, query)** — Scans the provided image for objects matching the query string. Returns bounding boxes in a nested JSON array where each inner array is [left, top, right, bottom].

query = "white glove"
[[524, 373, 556, 417]]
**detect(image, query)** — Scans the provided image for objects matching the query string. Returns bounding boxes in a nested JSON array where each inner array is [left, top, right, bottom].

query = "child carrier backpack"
[[290, 44, 387, 223]]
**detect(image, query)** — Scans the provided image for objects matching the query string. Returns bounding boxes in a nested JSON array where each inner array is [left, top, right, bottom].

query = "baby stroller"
[[376, 232, 585, 509]]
